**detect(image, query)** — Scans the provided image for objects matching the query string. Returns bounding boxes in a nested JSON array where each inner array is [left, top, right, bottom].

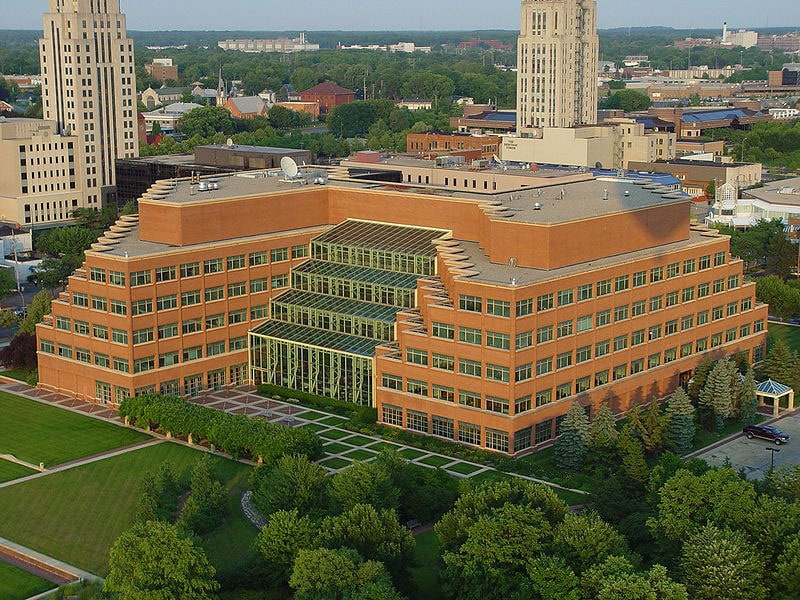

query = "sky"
[[4, 0, 798, 32]]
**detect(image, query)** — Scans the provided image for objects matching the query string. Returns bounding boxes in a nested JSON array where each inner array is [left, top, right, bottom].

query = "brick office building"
[[299, 82, 355, 114], [407, 132, 501, 160], [37, 165, 767, 454]]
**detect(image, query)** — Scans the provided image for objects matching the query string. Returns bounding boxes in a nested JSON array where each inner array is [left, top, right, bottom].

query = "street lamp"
[[766, 446, 780, 470]]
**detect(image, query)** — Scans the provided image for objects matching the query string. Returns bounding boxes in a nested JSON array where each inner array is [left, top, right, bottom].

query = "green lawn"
[[299, 422, 328, 433], [318, 429, 350, 440], [446, 462, 483, 476], [397, 448, 426, 460], [768, 322, 800, 352], [366, 441, 403, 452], [0, 442, 250, 575], [322, 442, 353, 455], [318, 415, 349, 426], [0, 369, 35, 384], [342, 449, 378, 461], [319, 457, 351, 469], [0, 392, 149, 467], [201, 491, 260, 578], [417, 455, 453, 468], [0, 561, 55, 600], [409, 530, 442, 600], [340, 435, 376, 447], [0, 459, 36, 484]]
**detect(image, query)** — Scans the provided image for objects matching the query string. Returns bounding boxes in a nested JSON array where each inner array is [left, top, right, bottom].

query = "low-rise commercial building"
[[407, 132, 500, 160], [145, 58, 179, 83], [627, 159, 762, 199]]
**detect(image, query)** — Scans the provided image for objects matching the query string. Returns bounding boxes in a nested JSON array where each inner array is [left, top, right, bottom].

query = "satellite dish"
[[281, 156, 299, 178], [226, 138, 234, 147]]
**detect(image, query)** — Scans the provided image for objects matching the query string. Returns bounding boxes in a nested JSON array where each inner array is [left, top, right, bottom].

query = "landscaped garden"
[[0, 561, 54, 600], [0, 391, 148, 467]]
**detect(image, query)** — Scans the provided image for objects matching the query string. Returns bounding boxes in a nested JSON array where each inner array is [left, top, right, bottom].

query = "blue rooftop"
[[756, 379, 793, 395], [479, 111, 516, 122], [681, 108, 760, 123]]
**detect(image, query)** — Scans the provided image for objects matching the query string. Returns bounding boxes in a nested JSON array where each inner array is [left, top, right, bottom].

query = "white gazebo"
[[755, 379, 795, 417]]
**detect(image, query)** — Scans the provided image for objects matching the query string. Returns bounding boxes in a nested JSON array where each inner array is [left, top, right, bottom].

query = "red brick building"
[[299, 82, 355, 114], [407, 132, 501, 160]]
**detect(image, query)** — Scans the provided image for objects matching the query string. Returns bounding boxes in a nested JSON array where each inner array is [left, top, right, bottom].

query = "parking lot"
[[693, 412, 800, 479]]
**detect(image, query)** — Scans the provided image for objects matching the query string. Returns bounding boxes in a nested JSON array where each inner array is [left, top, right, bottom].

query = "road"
[[0, 283, 41, 346]]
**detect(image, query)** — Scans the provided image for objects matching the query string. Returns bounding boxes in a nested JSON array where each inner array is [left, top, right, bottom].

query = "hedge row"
[[256, 383, 377, 424], [119, 393, 323, 462]]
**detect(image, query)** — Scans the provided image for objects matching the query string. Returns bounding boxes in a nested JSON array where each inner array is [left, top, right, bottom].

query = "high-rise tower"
[[516, 0, 598, 132], [40, 0, 138, 208]]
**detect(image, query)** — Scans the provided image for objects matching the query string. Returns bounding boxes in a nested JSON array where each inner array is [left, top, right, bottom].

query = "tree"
[[775, 533, 800, 599], [705, 179, 716, 199], [765, 231, 796, 279], [589, 403, 618, 449], [681, 524, 766, 600], [524, 555, 580, 600], [699, 359, 734, 430], [16, 290, 52, 336], [617, 433, 649, 484], [179, 455, 227, 534], [178, 106, 235, 137], [555, 402, 590, 471], [0, 334, 37, 370], [602, 89, 652, 111], [739, 368, 759, 426], [329, 460, 399, 513], [665, 387, 696, 453], [151, 120, 162, 136], [764, 339, 800, 393], [104, 520, 219, 599], [626, 402, 668, 454], [688, 357, 714, 402], [552, 512, 629, 575], [581, 556, 687, 600], [289, 548, 401, 600], [255, 509, 315, 584], [268, 105, 300, 130], [30, 257, 78, 291], [251, 453, 329, 517]]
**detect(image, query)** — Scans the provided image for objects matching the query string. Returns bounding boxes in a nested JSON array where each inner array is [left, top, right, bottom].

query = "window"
[[515, 396, 532, 414], [430, 323, 454, 341], [249, 251, 267, 266], [741, 323, 752, 337], [486, 396, 509, 414], [271, 274, 288, 289], [535, 357, 553, 375], [713, 278, 725, 294], [74, 320, 89, 335], [614, 275, 629, 292], [725, 328, 737, 342], [91, 296, 107, 311], [666, 291, 679, 307], [665, 319, 678, 335], [516, 298, 533, 317], [536, 389, 553, 407], [432, 385, 455, 402], [741, 297, 752, 312], [631, 329, 645, 346], [226, 254, 245, 270], [595, 370, 609, 386], [73, 292, 88, 307], [57, 344, 72, 359], [432, 415, 454, 438], [683, 258, 696, 274], [595, 339, 610, 357], [697, 338, 709, 352], [459, 358, 482, 377], [754, 319, 765, 333], [667, 262, 680, 278], [596, 279, 611, 296], [630, 358, 644, 374], [698, 310, 709, 325], [95, 382, 112, 404], [155, 266, 176, 282], [699, 254, 711, 270], [682, 286, 695, 303], [458, 422, 481, 446], [157, 322, 178, 340], [536, 325, 553, 344], [650, 266, 663, 283], [681, 314, 694, 331], [557, 288, 574, 306], [205, 286, 224, 302], [595, 310, 611, 328], [109, 270, 125, 286], [76, 348, 90, 363], [458, 390, 481, 408], [613, 364, 627, 380], [382, 405, 403, 426], [131, 299, 152, 316], [486, 331, 510, 350], [181, 290, 201, 306], [458, 326, 482, 345], [382, 374, 402, 391], [535, 420, 553, 444], [486, 364, 510, 382], [665, 347, 677, 363], [203, 258, 223, 274], [130, 270, 151, 286], [728, 275, 740, 289], [159, 351, 179, 367], [133, 356, 155, 373], [92, 324, 109, 340], [486, 298, 510, 317], [614, 305, 629, 322], [460, 295, 482, 313], [108, 299, 126, 315], [558, 319, 574, 338], [156, 294, 177, 311], [226, 282, 246, 297], [485, 428, 509, 452], [131, 327, 154, 345], [556, 351, 573, 370], [614, 335, 628, 352], [516, 331, 533, 349], [250, 278, 268, 293], [113, 357, 129, 373], [632, 270, 647, 287], [182, 318, 202, 334], [649, 324, 662, 340], [270, 247, 288, 263], [714, 251, 726, 266], [577, 314, 593, 332], [727, 301, 739, 316], [94, 352, 110, 368], [56, 316, 71, 331], [292, 244, 308, 259], [183, 346, 203, 362], [680, 342, 693, 358], [111, 329, 128, 344], [228, 309, 246, 324], [712, 306, 724, 321], [698, 282, 710, 298], [577, 283, 593, 301], [206, 314, 225, 329], [515, 362, 532, 382], [229, 336, 247, 351], [576, 376, 591, 393], [649, 295, 663, 312], [431, 352, 454, 371], [537, 293, 554, 311], [251, 305, 268, 320], [89, 267, 106, 282], [180, 262, 200, 278], [632, 300, 646, 317], [556, 383, 572, 400]]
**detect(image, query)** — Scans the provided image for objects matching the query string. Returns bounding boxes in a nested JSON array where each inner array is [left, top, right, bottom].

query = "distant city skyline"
[[4, 0, 798, 32]]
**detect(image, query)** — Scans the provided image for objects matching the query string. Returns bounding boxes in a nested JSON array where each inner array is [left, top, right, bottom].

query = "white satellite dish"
[[226, 137, 234, 148], [281, 156, 299, 179]]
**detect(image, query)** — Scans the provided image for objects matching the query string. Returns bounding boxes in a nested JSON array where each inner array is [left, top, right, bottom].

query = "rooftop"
[[742, 176, 800, 207], [302, 82, 355, 95], [313, 219, 447, 257]]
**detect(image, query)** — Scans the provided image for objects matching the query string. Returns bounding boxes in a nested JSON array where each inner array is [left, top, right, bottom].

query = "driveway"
[[693, 413, 800, 479]]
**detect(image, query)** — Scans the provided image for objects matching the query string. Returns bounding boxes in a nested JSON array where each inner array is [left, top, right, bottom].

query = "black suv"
[[743, 424, 790, 445]]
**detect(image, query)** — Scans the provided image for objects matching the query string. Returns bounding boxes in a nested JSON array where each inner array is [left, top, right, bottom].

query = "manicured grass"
[[553, 487, 591, 507], [201, 491, 259, 577], [0, 392, 149, 467], [339, 434, 375, 447], [0, 561, 54, 600], [398, 448, 426, 460], [0, 369, 35, 384], [366, 441, 403, 452], [0, 459, 36, 484], [0, 441, 249, 575], [323, 442, 353, 455], [768, 322, 800, 352], [469, 470, 515, 483], [692, 415, 765, 452], [446, 462, 483, 476], [297, 410, 328, 421], [342, 449, 378, 461], [299, 422, 328, 433], [319, 457, 351, 469], [409, 530, 442, 600], [318, 429, 350, 440], [318, 415, 349, 426], [417, 455, 454, 468]]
